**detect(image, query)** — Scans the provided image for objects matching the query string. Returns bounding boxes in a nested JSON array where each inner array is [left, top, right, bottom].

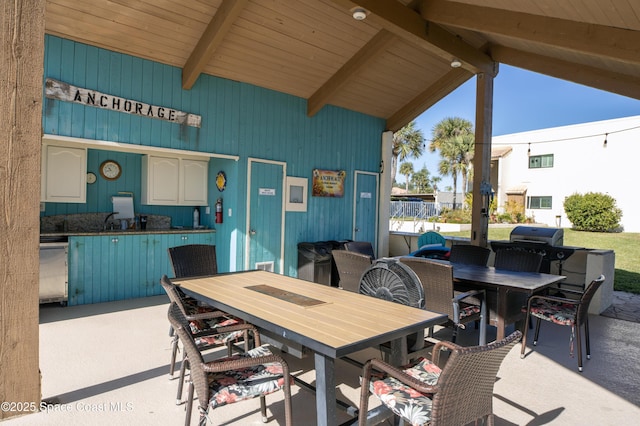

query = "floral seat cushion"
[[369, 358, 442, 426], [525, 301, 576, 326], [194, 317, 245, 346], [207, 345, 290, 409], [459, 304, 481, 319]]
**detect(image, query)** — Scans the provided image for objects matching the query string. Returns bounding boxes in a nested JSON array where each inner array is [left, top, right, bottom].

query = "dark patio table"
[[451, 263, 566, 340]]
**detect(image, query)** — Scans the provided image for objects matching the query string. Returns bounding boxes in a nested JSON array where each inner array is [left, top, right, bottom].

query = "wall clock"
[[100, 160, 122, 181], [86, 172, 97, 184]]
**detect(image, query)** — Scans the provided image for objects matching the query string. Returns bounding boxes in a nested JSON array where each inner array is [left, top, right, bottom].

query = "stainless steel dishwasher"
[[39, 237, 69, 305]]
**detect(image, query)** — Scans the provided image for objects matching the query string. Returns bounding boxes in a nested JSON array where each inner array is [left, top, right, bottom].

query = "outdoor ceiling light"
[[450, 58, 462, 68], [352, 7, 368, 20]]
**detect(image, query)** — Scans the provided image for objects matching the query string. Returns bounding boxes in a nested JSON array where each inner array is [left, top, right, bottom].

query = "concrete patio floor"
[[4, 294, 640, 426]]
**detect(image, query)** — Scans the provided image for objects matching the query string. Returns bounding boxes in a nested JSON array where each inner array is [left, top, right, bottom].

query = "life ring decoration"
[[216, 171, 227, 192]]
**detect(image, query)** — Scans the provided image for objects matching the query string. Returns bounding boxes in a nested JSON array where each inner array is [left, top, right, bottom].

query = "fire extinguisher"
[[215, 198, 223, 224]]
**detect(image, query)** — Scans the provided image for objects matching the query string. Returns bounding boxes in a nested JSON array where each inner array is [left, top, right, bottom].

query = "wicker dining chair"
[[161, 276, 254, 404], [493, 249, 545, 329], [494, 249, 543, 273], [358, 330, 522, 426], [343, 241, 375, 259], [400, 257, 487, 345], [449, 244, 491, 266], [521, 275, 605, 372], [166, 244, 245, 374], [332, 249, 372, 292], [167, 302, 293, 426], [168, 244, 219, 278]]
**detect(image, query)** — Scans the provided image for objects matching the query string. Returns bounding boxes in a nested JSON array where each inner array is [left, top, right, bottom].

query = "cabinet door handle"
[[181, 236, 188, 240], [111, 238, 119, 243]]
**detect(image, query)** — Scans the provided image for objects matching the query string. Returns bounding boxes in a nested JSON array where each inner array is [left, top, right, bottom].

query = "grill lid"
[[510, 226, 564, 246]]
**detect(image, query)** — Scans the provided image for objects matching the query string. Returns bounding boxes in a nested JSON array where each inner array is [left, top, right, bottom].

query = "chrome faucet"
[[104, 212, 119, 231]]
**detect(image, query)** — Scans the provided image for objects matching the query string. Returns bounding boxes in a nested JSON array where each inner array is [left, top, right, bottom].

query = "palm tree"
[[411, 167, 432, 193], [430, 117, 475, 208], [399, 162, 414, 192], [392, 121, 424, 184]]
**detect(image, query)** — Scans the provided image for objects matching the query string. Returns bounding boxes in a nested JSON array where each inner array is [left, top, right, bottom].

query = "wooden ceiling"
[[44, 0, 640, 131]]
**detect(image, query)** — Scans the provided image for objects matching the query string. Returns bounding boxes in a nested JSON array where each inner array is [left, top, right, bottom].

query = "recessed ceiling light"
[[450, 58, 462, 68]]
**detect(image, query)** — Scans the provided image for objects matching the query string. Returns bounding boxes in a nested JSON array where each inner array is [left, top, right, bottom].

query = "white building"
[[491, 115, 640, 233]]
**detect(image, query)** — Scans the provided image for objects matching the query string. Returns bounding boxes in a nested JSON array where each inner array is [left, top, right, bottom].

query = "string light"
[[490, 124, 640, 147]]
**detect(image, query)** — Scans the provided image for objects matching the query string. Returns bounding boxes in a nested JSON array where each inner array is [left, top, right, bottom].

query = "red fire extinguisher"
[[215, 198, 223, 224]]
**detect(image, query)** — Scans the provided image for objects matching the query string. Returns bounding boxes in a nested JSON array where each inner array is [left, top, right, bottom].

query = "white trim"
[[353, 170, 379, 255], [42, 134, 240, 161], [245, 157, 286, 274]]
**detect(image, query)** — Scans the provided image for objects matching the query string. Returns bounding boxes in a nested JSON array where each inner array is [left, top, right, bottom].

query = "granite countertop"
[[41, 228, 215, 238]]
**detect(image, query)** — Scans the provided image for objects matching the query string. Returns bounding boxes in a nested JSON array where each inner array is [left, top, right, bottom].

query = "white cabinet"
[[180, 159, 208, 205], [41, 144, 87, 203], [141, 155, 208, 205]]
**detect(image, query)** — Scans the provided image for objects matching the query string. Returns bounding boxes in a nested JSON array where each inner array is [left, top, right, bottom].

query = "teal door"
[[354, 171, 378, 256], [246, 159, 285, 273]]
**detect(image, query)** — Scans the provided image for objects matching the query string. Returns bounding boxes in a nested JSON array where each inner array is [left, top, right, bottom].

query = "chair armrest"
[[184, 309, 230, 322], [364, 358, 439, 395], [453, 288, 484, 304], [192, 323, 260, 344], [452, 289, 486, 328], [202, 348, 289, 375], [528, 293, 580, 307], [432, 340, 464, 365]]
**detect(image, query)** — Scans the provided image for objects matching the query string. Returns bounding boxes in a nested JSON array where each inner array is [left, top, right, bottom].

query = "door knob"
[[250, 229, 256, 235]]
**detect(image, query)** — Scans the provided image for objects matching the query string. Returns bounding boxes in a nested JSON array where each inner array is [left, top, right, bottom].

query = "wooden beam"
[[330, 0, 496, 75], [307, 30, 396, 117], [386, 67, 473, 132], [182, 0, 249, 89], [421, 0, 640, 66], [471, 73, 494, 248], [0, 0, 44, 419], [491, 46, 640, 101]]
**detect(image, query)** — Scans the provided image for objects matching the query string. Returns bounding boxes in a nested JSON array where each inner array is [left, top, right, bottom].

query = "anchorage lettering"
[[45, 78, 201, 128], [76, 91, 176, 121]]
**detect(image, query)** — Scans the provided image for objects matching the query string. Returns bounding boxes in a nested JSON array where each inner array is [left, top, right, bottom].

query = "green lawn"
[[440, 227, 640, 294]]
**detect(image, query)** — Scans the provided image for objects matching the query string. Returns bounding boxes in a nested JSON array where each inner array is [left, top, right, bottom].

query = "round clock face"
[[86, 172, 97, 184], [100, 160, 122, 180]]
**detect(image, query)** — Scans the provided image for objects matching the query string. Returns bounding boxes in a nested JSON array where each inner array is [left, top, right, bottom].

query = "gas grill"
[[490, 226, 575, 273]]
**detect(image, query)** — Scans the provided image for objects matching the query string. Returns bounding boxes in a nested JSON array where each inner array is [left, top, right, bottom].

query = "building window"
[[528, 196, 552, 209], [529, 154, 554, 168]]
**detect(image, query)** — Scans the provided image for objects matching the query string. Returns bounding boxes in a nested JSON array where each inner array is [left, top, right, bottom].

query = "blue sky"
[[410, 64, 640, 190]]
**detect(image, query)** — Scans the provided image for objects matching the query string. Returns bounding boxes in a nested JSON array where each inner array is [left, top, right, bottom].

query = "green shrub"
[[564, 192, 622, 232], [439, 208, 472, 224]]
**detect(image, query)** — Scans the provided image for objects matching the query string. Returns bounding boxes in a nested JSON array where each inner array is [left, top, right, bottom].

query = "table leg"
[[496, 287, 507, 340], [389, 336, 409, 366], [314, 352, 337, 426]]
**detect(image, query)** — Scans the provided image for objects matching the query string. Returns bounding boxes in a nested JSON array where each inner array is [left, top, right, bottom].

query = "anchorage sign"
[[45, 78, 201, 128]]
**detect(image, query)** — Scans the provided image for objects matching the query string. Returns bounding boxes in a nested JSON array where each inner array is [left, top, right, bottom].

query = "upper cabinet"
[[180, 159, 208, 205], [41, 144, 87, 203], [141, 155, 208, 205]]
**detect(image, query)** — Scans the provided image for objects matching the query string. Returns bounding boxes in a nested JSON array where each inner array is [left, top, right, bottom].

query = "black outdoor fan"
[[359, 258, 425, 309], [359, 258, 426, 350]]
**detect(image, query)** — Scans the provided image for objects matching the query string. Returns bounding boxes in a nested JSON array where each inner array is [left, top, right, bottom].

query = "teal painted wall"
[[42, 35, 385, 277]]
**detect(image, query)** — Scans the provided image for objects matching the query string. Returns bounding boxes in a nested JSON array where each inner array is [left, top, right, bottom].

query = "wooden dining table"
[[173, 270, 447, 426], [451, 263, 566, 340]]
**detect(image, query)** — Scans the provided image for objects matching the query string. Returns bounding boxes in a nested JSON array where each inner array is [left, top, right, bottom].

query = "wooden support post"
[[471, 72, 495, 248], [0, 0, 45, 419]]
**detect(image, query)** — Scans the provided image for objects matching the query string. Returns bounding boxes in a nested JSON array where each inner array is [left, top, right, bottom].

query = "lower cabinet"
[[67, 232, 215, 305]]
